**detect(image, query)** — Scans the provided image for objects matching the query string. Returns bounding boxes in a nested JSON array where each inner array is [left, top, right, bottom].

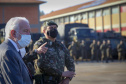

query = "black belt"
[[43, 75, 63, 84], [44, 75, 56, 81]]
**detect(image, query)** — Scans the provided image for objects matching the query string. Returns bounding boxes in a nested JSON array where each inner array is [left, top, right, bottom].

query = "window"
[[75, 14, 82, 21], [64, 17, 69, 23], [59, 17, 64, 23], [89, 11, 94, 18], [112, 6, 119, 14], [121, 5, 126, 12], [82, 13, 87, 19], [55, 19, 59, 24], [70, 15, 74, 22], [96, 10, 102, 17], [103, 8, 110, 16]]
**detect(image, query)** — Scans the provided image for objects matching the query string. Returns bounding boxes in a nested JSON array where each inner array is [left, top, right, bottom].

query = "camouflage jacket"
[[33, 37, 75, 76], [90, 43, 97, 52], [68, 43, 77, 55], [100, 44, 106, 53], [117, 43, 125, 52], [106, 44, 112, 52]]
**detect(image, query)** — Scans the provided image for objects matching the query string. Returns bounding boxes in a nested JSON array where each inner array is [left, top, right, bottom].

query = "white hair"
[[5, 17, 29, 39]]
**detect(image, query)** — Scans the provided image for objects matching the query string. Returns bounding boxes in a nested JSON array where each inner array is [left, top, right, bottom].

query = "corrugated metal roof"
[[0, 0, 46, 4], [40, 0, 123, 19]]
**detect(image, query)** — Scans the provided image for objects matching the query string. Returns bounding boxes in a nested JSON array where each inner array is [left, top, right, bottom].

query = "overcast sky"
[[39, 0, 93, 14]]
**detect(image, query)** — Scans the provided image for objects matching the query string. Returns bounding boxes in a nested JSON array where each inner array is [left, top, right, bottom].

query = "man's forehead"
[[20, 23, 30, 32], [47, 25, 58, 28]]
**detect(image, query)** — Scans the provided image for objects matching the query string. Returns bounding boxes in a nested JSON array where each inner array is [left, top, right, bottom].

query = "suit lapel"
[[4, 39, 31, 78]]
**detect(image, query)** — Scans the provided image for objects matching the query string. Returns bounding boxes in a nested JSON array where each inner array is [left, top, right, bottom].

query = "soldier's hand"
[[62, 71, 76, 77], [59, 78, 70, 84], [37, 42, 48, 54]]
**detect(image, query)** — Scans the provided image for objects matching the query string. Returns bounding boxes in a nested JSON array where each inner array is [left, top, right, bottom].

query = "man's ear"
[[10, 30, 16, 38]]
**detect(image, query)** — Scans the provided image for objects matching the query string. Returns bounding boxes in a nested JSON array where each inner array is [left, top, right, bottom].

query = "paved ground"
[[69, 61, 126, 84]]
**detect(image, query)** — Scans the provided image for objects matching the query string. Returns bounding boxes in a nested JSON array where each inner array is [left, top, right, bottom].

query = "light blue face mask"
[[17, 33, 31, 48]]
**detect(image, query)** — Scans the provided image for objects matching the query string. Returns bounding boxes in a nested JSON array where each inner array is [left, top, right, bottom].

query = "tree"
[[40, 11, 45, 16]]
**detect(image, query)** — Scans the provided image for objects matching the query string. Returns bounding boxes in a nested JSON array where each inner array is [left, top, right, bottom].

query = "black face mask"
[[47, 28, 58, 38]]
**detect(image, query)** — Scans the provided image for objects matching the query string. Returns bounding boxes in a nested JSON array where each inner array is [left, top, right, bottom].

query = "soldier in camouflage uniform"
[[80, 40, 87, 61], [90, 40, 97, 61], [75, 40, 81, 60], [117, 40, 125, 61], [100, 40, 107, 62], [33, 21, 75, 84], [96, 41, 101, 62], [68, 41, 78, 63], [106, 40, 113, 62]]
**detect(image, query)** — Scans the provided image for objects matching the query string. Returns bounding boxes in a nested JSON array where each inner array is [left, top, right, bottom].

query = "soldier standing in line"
[[33, 21, 75, 84], [68, 41, 78, 64], [90, 40, 97, 62], [75, 39, 81, 60], [117, 40, 125, 61], [96, 41, 101, 62], [100, 40, 107, 63], [80, 40, 87, 61], [106, 40, 113, 62]]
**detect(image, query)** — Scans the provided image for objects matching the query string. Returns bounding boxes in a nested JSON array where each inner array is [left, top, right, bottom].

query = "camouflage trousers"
[[118, 52, 125, 61]]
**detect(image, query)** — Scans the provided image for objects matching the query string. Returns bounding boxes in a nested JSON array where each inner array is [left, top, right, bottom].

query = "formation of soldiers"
[[68, 39, 126, 63]]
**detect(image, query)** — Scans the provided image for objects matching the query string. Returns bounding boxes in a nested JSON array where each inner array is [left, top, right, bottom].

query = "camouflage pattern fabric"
[[100, 43, 107, 61], [90, 43, 97, 61], [96, 43, 101, 61], [117, 43, 125, 61], [80, 42, 87, 61], [68, 42, 77, 59], [106, 43, 113, 61], [33, 37, 75, 83]]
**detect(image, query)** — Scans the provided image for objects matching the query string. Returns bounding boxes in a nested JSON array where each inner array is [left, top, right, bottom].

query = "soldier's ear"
[[43, 29, 46, 33]]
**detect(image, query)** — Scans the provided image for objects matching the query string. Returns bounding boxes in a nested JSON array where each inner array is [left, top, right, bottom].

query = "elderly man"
[[0, 17, 49, 84], [33, 21, 75, 84], [0, 17, 33, 84]]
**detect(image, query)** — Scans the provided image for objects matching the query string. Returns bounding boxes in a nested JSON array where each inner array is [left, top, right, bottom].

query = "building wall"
[[103, 15, 111, 32], [82, 19, 88, 24], [121, 5, 126, 36], [89, 18, 95, 29], [42, 3, 126, 36], [31, 28, 39, 33], [0, 4, 41, 33], [96, 16, 103, 32], [112, 13, 120, 32], [0, 7, 3, 23]]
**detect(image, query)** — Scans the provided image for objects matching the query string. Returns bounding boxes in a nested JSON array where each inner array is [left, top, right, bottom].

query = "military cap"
[[43, 21, 58, 27]]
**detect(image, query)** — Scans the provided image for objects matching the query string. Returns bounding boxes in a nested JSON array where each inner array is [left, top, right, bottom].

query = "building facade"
[[40, 0, 126, 36], [0, 0, 45, 35]]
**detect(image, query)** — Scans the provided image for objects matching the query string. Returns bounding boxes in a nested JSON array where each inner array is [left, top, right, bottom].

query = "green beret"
[[43, 21, 58, 27]]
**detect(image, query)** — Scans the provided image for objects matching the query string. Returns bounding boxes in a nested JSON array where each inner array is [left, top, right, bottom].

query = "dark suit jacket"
[[0, 39, 32, 84]]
